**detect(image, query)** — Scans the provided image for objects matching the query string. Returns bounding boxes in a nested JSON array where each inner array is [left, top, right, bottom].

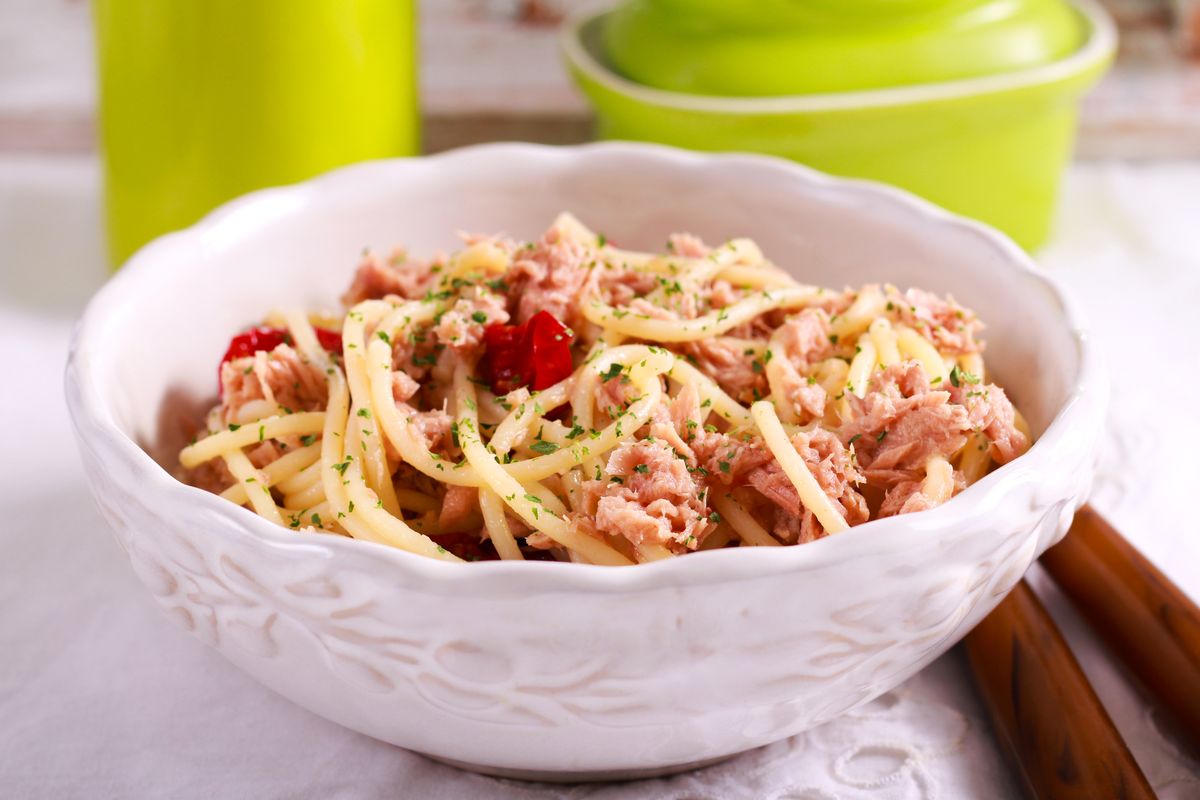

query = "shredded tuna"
[[599, 268, 659, 307], [576, 439, 711, 552], [948, 381, 1029, 464], [220, 344, 327, 422], [791, 382, 827, 421], [878, 470, 966, 518], [681, 337, 769, 405], [773, 309, 833, 421], [384, 403, 455, 462], [748, 430, 867, 542], [185, 457, 234, 494], [809, 287, 857, 317], [246, 441, 284, 469], [342, 253, 437, 306], [648, 387, 699, 462], [411, 409, 454, 454], [840, 362, 971, 472], [708, 280, 742, 309], [694, 431, 773, 485], [439, 485, 480, 531], [387, 325, 441, 384], [779, 309, 832, 370], [792, 429, 867, 518], [667, 232, 710, 258], [627, 298, 681, 321], [432, 288, 510, 354], [890, 287, 983, 355], [392, 371, 420, 404], [506, 223, 594, 328]]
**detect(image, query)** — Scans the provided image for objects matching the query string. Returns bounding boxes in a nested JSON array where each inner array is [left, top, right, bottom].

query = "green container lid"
[[601, 0, 1087, 96]]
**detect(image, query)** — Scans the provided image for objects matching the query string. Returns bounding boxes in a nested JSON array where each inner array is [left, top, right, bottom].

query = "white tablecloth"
[[2, 157, 1198, 800]]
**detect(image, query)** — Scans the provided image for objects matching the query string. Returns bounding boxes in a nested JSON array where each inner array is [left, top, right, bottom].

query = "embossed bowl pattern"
[[65, 143, 1105, 780]]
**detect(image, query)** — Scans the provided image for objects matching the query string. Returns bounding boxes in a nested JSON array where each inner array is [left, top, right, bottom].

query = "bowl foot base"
[[416, 749, 743, 783]]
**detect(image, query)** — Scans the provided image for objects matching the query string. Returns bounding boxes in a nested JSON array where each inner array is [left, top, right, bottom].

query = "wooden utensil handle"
[[1041, 504, 1200, 755], [964, 580, 1155, 800]]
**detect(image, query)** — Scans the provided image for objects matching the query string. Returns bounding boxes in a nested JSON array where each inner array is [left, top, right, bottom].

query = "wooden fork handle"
[[1041, 504, 1200, 755], [964, 580, 1155, 800]]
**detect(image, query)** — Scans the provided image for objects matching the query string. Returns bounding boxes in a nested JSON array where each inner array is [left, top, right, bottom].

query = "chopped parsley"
[[600, 362, 624, 382], [471, 311, 488, 324], [530, 440, 559, 455], [633, 463, 649, 474], [949, 364, 981, 388], [300, 434, 318, 447]]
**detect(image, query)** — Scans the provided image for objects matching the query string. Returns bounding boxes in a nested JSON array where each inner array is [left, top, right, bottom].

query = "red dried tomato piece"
[[218, 326, 342, 391], [480, 311, 575, 395]]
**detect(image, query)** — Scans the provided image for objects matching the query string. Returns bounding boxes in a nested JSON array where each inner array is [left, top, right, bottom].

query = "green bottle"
[[94, 0, 418, 267]]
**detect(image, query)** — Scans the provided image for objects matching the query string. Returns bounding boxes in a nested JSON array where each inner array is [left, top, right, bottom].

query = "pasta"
[[180, 214, 1032, 565]]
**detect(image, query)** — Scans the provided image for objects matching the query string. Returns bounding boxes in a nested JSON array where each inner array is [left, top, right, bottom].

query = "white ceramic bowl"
[[66, 143, 1105, 781]]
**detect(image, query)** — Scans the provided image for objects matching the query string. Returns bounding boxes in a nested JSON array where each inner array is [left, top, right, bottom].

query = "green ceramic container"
[[94, 0, 419, 268], [601, 0, 1086, 96], [562, 1, 1115, 250]]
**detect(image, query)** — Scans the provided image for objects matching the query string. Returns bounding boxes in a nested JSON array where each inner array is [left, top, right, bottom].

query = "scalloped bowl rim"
[[66, 142, 1103, 595], [560, 0, 1116, 113]]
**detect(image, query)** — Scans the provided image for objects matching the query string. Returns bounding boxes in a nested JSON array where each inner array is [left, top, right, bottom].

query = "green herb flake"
[[948, 364, 981, 388], [600, 363, 624, 382]]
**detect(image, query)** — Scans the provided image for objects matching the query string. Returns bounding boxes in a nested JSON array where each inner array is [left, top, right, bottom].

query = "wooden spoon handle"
[[1040, 504, 1200, 755], [964, 580, 1155, 800]]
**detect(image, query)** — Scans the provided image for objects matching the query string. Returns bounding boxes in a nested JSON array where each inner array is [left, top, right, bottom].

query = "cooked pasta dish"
[[180, 214, 1031, 565]]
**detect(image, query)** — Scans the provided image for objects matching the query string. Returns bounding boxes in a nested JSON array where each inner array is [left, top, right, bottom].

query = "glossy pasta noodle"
[[180, 214, 1032, 565]]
